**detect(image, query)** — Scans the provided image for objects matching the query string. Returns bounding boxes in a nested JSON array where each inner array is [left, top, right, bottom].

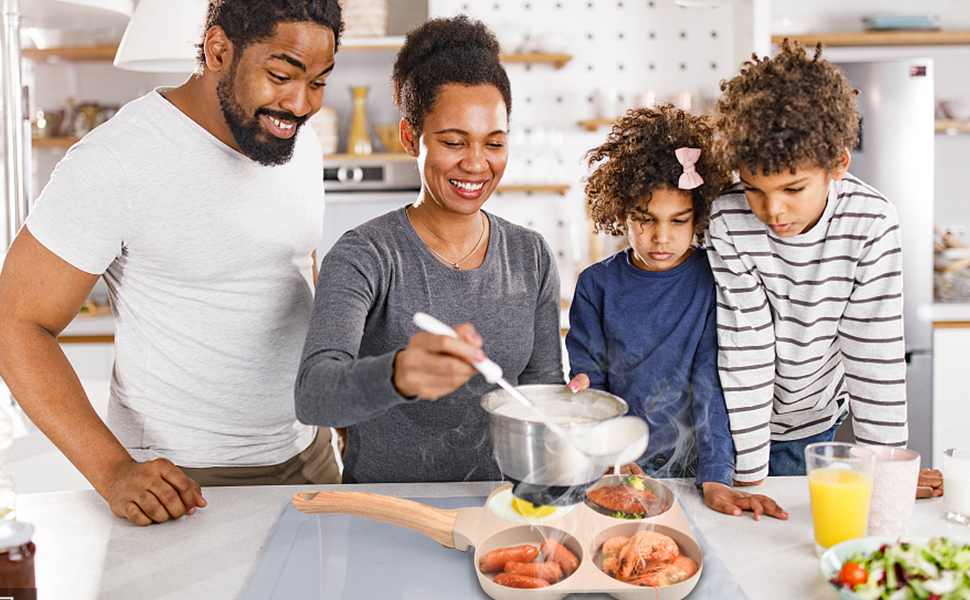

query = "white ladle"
[[412, 313, 648, 466]]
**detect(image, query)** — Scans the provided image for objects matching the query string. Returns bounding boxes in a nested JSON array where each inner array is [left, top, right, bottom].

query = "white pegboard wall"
[[428, 0, 752, 299], [430, 0, 741, 121]]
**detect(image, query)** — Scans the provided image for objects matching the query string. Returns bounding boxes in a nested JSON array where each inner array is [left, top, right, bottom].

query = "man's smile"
[[260, 113, 299, 138]]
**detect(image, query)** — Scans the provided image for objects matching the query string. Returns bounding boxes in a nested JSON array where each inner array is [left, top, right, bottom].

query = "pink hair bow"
[[675, 147, 704, 190]]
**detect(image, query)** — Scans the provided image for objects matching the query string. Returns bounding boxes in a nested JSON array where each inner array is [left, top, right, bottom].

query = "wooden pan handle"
[[291, 491, 460, 549]]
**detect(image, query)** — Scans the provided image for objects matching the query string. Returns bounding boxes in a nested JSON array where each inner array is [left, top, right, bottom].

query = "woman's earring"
[[408, 149, 416, 156]]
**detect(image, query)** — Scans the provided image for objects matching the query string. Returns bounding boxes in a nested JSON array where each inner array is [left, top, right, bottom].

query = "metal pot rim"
[[479, 383, 629, 422]]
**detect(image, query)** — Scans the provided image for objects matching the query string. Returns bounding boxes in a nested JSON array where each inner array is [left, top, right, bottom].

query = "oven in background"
[[318, 157, 420, 263]]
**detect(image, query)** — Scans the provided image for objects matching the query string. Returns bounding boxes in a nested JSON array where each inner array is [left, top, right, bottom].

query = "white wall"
[[24, 1, 780, 300], [426, 0, 757, 297]]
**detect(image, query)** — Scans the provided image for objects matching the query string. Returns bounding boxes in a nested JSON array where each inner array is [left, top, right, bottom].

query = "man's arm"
[[0, 229, 205, 525], [312, 249, 319, 286]]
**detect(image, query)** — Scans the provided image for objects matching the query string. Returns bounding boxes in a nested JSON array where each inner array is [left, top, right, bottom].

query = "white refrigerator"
[[835, 59, 936, 468]]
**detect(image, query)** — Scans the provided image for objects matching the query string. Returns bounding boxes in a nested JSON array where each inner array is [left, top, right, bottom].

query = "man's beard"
[[217, 62, 307, 167]]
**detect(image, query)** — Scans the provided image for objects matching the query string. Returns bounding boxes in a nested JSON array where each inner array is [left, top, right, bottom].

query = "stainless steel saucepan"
[[481, 384, 643, 506]]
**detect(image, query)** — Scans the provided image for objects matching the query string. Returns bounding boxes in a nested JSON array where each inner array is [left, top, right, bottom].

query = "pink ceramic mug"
[[866, 446, 921, 536]]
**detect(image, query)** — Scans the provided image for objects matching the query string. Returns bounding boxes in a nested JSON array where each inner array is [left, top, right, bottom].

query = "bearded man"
[[0, 0, 343, 526]]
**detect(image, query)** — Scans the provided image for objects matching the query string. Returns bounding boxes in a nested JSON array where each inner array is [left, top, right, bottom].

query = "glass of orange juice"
[[805, 442, 875, 556]]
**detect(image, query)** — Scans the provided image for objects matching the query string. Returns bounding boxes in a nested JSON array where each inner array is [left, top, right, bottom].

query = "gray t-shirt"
[[26, 90, 324, 467], [296, 207, 564, 483]]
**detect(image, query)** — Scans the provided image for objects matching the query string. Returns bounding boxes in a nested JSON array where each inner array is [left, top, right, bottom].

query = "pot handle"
[[291, 491, 460, 549]]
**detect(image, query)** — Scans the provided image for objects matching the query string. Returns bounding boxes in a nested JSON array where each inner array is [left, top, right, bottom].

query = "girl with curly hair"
[[708, 40, 925, 489], [566, 106, 784, 519]]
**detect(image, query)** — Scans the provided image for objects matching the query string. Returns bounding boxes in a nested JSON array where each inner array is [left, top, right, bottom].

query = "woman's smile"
[[450, 179, 488, 199]]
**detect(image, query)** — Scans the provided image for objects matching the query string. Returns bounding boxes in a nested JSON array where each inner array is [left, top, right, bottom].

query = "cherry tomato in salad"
[[837, 562, 868, 588]]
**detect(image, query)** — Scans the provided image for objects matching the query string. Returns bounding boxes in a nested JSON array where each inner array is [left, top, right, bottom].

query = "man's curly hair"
[[392, 15, 511, 133], [585, 105, 732, 237], [713, 39, 859, 175], [196, 0, 344, 67]]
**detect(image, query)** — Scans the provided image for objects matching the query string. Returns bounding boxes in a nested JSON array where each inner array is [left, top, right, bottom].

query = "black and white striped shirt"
[[706, 175, 909, 483]]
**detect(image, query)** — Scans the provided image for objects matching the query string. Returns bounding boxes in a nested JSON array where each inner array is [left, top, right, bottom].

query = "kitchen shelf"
[[499, 53, 572, 69], [32, 136, 81, 149], [22, 45, 118, 61], [57, 334, 114, 344], [22, 43, 574, 70], [495, 184, 570, 195], [936, 119, 970, 134], [23, 38, 410, 61], [773, 30, 970, 47], [578, 118, 617, 131], [324, 152, 413, 162], [340, 36, 405, 51]]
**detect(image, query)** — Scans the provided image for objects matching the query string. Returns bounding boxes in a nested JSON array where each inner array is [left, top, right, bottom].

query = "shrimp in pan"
[[599, 536, 629, 580], [616, 530, 680, 582], [599, 530, 697, 587], [627, 555, 698, 587]]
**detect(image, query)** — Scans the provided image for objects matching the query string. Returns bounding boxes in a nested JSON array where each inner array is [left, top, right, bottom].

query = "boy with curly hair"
[[708, 40, 910, 483], [567, 105, 787, 519]]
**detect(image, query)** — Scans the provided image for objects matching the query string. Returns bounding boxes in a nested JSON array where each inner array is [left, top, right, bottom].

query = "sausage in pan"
[[479, 545, 539, 572], [504, 560, 563, 584], [539, 539, 579, 576], [492, 573, 551, 588]]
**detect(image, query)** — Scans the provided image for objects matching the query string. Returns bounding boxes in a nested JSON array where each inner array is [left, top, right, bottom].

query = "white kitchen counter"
[[17, 477, 968, 600]]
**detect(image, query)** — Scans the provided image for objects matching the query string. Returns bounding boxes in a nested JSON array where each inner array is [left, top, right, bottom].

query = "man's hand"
[[392, 323, 483, 400], [703, 481, 788, 521], [917, 468, 943, 498], [104, 459, 206, 526]]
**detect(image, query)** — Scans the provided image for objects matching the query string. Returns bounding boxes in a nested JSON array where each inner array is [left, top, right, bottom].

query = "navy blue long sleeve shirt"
[[566, 247, 734, 486]]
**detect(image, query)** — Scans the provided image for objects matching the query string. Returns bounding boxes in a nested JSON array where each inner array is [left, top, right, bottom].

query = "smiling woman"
[[294, 16, 573, 485]]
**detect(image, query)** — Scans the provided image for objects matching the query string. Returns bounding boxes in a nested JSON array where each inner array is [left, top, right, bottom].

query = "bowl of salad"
[[819, 536, 970, 599]]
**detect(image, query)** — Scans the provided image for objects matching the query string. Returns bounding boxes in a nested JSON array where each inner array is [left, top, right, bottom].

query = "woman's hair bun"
[[392, 15, 510, 132], [393, 15, 500, 102]]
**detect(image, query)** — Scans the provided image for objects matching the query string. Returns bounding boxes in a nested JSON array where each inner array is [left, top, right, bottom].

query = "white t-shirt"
[[26, 90, 324, 467]]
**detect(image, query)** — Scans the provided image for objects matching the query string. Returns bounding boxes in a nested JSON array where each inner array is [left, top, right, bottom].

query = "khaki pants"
[[179, 428, 340, 486]]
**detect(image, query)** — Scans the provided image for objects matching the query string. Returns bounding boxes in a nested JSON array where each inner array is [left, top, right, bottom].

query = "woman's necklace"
[[406, 208, 488, 270]]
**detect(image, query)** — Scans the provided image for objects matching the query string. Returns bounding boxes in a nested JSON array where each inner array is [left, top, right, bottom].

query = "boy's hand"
[[917, 468, 943, 498], [703, 481, 788, 521]]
